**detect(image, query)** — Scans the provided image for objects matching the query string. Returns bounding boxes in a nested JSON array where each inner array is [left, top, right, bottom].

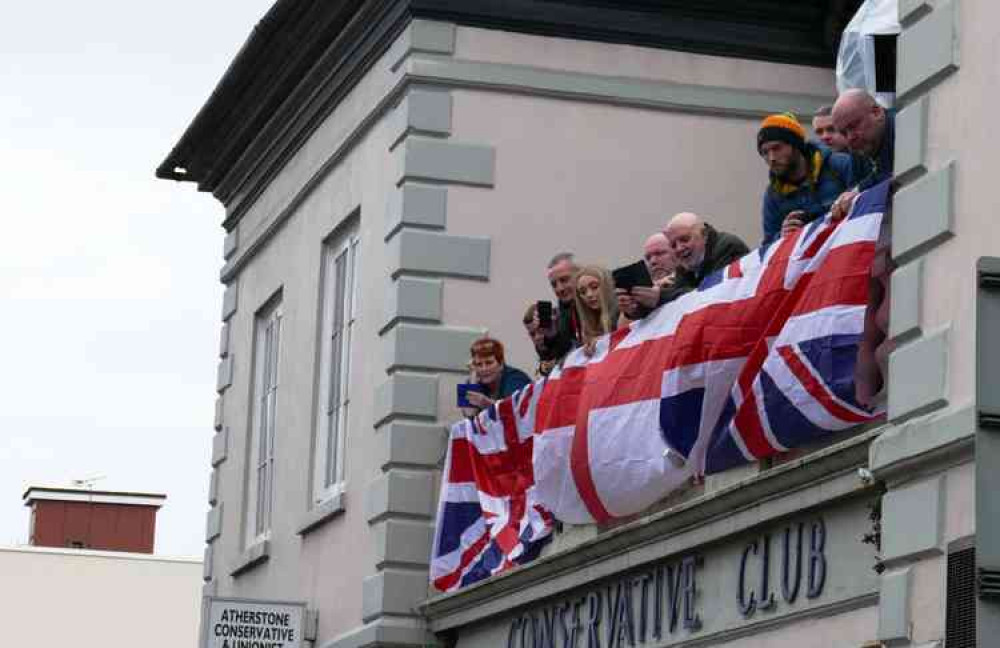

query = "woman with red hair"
[[461, 337, 532, 415]]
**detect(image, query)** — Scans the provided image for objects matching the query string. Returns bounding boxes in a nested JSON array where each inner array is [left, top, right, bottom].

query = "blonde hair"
[[573, 265, 617, 344]]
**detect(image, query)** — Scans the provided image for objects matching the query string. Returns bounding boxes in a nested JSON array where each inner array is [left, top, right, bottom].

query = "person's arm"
[[656, 276, 696, 306]]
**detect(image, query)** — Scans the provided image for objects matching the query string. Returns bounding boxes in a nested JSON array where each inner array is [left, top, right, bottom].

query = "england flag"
[[431, 180, 888, 590]]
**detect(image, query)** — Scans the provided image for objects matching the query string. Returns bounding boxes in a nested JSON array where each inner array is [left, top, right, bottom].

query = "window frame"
[[312, 225, 360, 506], [245, 295, 283, 546]]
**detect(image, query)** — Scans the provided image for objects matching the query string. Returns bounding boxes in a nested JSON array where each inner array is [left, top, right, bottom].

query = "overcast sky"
[[1, 1, 275, 556]]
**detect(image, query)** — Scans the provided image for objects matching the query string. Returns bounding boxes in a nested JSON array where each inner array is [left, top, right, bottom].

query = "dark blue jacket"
[[855, 109, 896, 191], [478, 365, 532, 400], [761, 145, 856, 246]]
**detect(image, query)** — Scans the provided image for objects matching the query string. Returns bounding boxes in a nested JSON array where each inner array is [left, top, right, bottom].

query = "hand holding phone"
[[612, 261, 653, 293], [457, 383, 487, 408]]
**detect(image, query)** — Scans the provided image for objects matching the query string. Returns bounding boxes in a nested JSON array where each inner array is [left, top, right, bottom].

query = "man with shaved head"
[[832, 89, 895, 191], [631, 213, 749, 313]]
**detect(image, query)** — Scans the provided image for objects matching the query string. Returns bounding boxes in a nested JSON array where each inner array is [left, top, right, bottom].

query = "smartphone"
[[536, 300, 553, 328], [612, 261, 653, 293], [456, 383, 487, 408]]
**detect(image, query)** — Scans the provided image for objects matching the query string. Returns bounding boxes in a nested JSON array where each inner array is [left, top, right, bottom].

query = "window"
[[313, 225, 359, 503], [247, 296, 282, 543]]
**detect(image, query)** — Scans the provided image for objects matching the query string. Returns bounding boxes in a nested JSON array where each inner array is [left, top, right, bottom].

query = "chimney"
[[22, 486, 166, 554]]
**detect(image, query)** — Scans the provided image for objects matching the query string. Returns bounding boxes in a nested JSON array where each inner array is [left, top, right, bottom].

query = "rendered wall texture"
[[0, 547, 201, 648]]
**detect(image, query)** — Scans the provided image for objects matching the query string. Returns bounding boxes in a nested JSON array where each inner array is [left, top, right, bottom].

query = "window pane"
[[325, 408, 339, 487], [333, 250, 347, 330], [326, 334, 342, 416]]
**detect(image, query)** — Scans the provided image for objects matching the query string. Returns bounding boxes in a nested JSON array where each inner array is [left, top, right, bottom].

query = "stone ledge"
[[223, 228, 239, 260], [297, 492, 346, 537], [894, 96, 929, 186], [385, 184, 448, 242], [887, 328, 950, 423], [869, 405, 974, 484], [318, 616, 435, 648], [877, 567, 912, 643], [888, 258, 923, 343], [373, 372, 439, 428], [390, 20, 456, 72], [899, 0, 933, 26], [366, 470, 437, 524], [388, 88, 452, 151], [381, 276, 444, 334], [230, 539, 271, 577], [372, 519, 435, 570], [214, 397, 224, 432], [376, 421, 448, 470], [387, 229, 490, 281], [215, 356, 235, 394], [205, 504, 223, 543], [211, 428, 229, 467], [880, 477, 944, 564], [202, 544, 214, 582], [383, 323, 484, 374], [897, 0, 959, 100], [208, 470, 219, 506], [395, 138, 495, 188], [362, 568, 431, 622], [892, 162, 955, 266], [221, 283, 239, 321]]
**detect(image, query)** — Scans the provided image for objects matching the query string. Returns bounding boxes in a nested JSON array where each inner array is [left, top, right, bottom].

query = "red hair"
[[470, 337, 505, 365]]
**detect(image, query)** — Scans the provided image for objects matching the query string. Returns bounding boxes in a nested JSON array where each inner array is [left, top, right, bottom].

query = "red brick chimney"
[[22, 486, 166, 554]]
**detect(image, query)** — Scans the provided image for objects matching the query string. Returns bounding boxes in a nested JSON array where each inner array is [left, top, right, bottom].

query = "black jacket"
[[657, 224, 750, 306], [541, 300, 579, 361]]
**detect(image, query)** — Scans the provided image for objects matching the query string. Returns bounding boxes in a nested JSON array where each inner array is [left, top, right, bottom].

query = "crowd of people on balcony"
[[459, 88, 897, 416]]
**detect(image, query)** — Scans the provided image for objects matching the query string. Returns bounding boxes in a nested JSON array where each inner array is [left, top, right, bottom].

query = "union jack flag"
[[431, 181, 888, 591], [430, 383, 554, 592]]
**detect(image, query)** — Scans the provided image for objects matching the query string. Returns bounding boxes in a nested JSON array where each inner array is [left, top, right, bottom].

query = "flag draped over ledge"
[[431, 181, 889, 592]]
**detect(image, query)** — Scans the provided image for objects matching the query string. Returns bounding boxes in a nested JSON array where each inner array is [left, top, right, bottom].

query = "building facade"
[[0, 545, 202, 648], [23, 486, 166, 553], [3, 486, 200, 647], [158, 1, 994, 647]]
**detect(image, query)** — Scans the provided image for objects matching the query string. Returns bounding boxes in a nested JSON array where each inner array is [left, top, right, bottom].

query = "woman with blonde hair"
[[573, 265, 619, 356]]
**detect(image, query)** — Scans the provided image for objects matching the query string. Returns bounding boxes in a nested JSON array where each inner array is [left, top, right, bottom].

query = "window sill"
[[230, 539, 270, 577], [296, 492, 345, 537]]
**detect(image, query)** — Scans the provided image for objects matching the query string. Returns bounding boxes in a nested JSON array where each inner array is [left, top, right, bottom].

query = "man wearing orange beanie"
[[757, 113, 857, 246]]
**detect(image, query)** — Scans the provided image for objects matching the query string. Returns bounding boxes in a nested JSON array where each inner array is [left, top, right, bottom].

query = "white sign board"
[[203, 597, 306, 648]]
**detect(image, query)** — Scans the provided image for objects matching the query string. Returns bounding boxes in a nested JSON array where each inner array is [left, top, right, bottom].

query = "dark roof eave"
[[156, 0, 860, 197], [155, 0, 302, 185]]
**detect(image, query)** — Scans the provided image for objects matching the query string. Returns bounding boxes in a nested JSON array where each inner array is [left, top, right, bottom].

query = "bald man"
[[832, 89, 895, 191], [617, 232, 676, 320], [631, 213, 749, 313]]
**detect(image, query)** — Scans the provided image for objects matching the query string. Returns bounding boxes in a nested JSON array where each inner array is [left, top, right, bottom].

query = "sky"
[[1, 1, 276, 556]]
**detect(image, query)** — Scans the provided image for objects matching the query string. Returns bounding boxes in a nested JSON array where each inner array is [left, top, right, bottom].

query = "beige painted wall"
[[0, 546, 201, 648]]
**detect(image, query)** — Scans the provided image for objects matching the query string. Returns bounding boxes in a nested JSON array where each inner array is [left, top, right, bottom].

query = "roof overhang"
[[156, 0, 862, 213], [23, 486, 167, 508]]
